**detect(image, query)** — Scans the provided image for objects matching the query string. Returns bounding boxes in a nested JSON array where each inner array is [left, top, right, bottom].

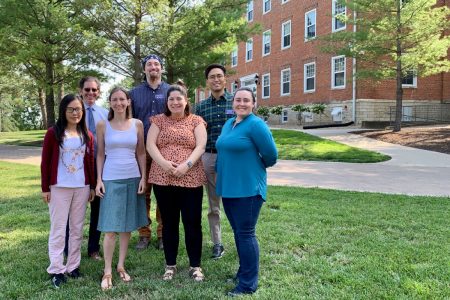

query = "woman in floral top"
[[147, 80, 207, 282], [41, 94, 95, 288]]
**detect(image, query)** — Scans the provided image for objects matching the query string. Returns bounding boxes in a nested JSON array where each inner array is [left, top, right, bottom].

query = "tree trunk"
[[133, 13, 142, 86], [166, 60, 174, 84], [56, 81, 64, 105], [38, 87, 47, 129], [45, 61, 56, 128], [393, 1, 403, 132]]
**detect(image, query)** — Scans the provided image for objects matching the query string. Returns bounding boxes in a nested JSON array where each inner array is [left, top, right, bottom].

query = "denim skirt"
[[98, 177, 148, 232]]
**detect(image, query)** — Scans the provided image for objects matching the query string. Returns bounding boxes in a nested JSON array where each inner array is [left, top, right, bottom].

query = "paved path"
[[268, 128, 450, 197], [1, 128, 449, 197]]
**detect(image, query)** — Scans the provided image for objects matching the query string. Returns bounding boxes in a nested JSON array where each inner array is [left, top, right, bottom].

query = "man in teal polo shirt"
[[194, 63, 234, 259]]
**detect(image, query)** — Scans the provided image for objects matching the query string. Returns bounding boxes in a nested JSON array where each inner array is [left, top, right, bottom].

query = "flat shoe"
[[101, 274, 112, 291], [117, 268, 131, 282]]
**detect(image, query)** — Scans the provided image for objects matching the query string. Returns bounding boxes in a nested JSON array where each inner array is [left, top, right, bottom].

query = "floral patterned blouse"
[[148, 114, 206, 188]]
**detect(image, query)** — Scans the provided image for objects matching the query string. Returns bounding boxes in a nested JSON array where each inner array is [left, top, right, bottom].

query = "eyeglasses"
[[66, 107, 83, 114], [83, 88, 98, 92], [208, 74, 224, 80]]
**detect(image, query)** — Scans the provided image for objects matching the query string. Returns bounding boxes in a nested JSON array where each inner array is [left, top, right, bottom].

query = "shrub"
[[256, 106, 270, 118], [291, 104, 310, 113], [311, 103, 327, 115], [270, 105, 283, 115]]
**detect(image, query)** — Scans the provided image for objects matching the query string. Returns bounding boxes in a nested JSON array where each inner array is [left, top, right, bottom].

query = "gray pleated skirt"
[[98, 177, 148, 232]]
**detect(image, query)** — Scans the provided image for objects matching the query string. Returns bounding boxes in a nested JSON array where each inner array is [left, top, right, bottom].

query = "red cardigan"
[[41, 127, 95, 192]]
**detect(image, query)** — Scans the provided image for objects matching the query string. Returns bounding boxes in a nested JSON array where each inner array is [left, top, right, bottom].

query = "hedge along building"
[[194, 0, 450, 126]]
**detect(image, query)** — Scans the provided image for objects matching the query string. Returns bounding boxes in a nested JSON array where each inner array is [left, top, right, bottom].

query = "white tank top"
[[102, 119, 141, 180]]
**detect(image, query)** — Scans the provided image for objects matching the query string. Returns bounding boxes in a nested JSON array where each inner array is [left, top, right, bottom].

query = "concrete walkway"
[[1, 128, 449, 197], [268, 127, 450, 197]]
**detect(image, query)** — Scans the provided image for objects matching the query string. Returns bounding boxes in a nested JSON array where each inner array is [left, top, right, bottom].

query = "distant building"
[[196, 0, 450, 127]]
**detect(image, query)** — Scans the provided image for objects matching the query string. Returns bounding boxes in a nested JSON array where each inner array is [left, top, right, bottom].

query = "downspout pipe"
[[352, 9, 357, 123]]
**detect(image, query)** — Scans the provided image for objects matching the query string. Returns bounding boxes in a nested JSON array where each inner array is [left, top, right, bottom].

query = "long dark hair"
[[107, 87, 132, 120], [53, 94, 90, 147], [164, 80, 191, 117]]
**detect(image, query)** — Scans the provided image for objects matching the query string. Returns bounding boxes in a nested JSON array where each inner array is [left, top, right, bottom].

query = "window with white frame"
[[332, 0, 346, 32], [247, 1, 253, 22], [230, 82, 237, 94], [263, 0, 271, 14], [402, 70, 417, 87], [246, 39, 253, 62], [231, 48, 238, 67], [332, 56, 346, 88], [282, 20, 291, 49], [262, 73, 270, 98], [304, 62, 316, 92], [262, 30, 271, 56], [305, 9, 316, 40], [281, 68, 291, 96], [282, 109, 288, 123]]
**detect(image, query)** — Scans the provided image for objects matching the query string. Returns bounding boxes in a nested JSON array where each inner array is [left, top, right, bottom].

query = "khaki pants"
[[202, 152, 222, 245]]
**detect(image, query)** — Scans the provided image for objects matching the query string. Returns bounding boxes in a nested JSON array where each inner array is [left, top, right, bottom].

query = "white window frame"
[[305, 9, 316, 40], [247, 0, 254, 22], [246, 38, 253, 62], [280, 68, 291, 96], [230, 82, 237, 94], [332, 0, 346, 32], [331, 55, 346, 89], [281, 20, 291, 50], [231, 48, 238, 67], [262, 30, 271, 56], [402, 70, 417, 88], [262, 73, 270, 99], [263, 0, 271, 14], [282, 109, 289, 123], [304, 62, 316, 93]]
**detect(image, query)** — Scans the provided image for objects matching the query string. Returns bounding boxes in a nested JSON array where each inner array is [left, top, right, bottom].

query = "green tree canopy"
[[321, 0, 450, 131]]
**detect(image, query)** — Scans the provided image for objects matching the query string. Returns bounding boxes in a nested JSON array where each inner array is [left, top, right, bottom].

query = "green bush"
[[291, 104, 310, 113], [270, 105, 283, 115], [311, 103, 327, 115], [256, 106, 270, 118]]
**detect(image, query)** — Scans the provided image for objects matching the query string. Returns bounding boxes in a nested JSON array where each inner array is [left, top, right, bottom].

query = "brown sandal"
[[117, 268, 131, 282], [101, 274, 112, 290]]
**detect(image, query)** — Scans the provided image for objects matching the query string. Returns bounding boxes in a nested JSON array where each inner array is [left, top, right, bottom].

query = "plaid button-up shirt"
[[194, 91, 234, 151]]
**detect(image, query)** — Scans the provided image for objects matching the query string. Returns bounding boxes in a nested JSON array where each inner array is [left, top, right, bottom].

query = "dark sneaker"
[[211, 243, 224, 259], [51, 273, 66, 289], [227, 288, 253, 297], [157, 237, 164, 250], [136, 237, 150, 250], [67, 268, 82, 279]]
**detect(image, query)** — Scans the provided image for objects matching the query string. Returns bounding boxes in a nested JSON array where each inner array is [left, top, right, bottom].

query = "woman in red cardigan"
[[41, 94, 95, 289]]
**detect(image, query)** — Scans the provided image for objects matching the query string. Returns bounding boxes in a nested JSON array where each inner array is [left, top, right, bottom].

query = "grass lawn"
[[272, 129, 390, 163], [1, 161, 448, 299], [0, 130, 45, 147], [0, 129, 390, 163]]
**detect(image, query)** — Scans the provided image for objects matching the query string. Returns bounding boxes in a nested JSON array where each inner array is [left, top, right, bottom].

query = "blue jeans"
[[222, 195, 263, 293]]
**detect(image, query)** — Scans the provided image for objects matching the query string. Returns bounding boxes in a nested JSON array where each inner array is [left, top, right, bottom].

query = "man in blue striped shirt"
[[130, 54, 170, 251], [195, 63, 234, 259]]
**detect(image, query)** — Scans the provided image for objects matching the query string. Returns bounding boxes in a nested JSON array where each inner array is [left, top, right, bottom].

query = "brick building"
[[196, 0, 450, 126]]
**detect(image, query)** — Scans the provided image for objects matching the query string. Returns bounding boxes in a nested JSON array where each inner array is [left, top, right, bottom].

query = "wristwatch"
[[187, 160, 193, 168]]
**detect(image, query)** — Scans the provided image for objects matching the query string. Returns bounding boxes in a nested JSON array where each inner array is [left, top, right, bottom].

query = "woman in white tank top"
[[95, 87, 148, 290]]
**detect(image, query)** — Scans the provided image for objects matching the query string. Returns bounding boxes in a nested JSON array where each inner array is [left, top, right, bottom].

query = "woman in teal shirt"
[[215, 87, 277, 296]]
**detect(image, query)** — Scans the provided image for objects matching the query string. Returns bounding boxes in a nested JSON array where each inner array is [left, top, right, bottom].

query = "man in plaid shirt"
[[195, 63, 234, 259]]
